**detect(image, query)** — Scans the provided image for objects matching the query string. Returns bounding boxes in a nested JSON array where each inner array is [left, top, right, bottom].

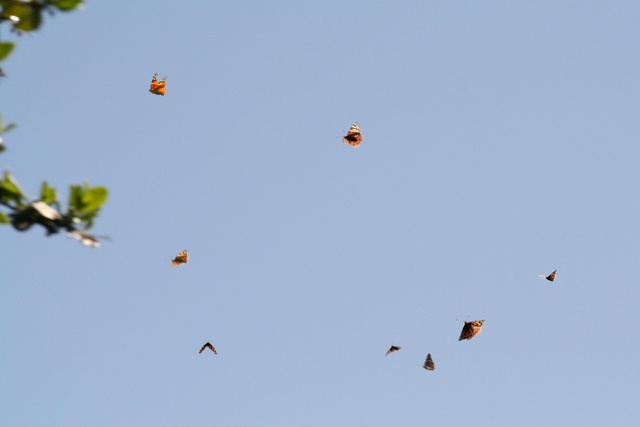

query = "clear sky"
[[2, 1, 639, 426]]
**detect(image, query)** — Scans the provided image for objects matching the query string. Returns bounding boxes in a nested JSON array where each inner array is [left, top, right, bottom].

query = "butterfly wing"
[[149, 73, 167, 96], [199, 342, 217, 354], [171, 249, 189, 267], [458, 322, 473, 341], [539, 270, 556, 281], [459, 320, 485, 341], [343, 122, 363, 147], [423, 353, 435, 370], [385, 345, 401, 356]]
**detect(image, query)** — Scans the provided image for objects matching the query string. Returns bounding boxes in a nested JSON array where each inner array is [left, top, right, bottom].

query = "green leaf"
[[68, 183, 108, 213], [0, 42, 15, 62], [0, 3, 42, 32], [68, 183, 84, 211], [0, 114, 15, 155], [51, 0, 84, 12], [0, 171, 28, 206], [81, 186, 108, 212], [66, 183, 107, 229], [4, 123, 16, 133], [39, 181, 58, 205], [0, 211, 9, 224]]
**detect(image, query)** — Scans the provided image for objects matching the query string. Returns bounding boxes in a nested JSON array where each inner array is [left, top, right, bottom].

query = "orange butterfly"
[[458, 320, 485, 341], [423, 353, 435, 371], [385, 344, 402, 356], [171, 249, 188, 267], [539, 270, 556, 282], [343, 122, 363, 147], [149, 73, 166, 96], [199, 341, 217, 355]]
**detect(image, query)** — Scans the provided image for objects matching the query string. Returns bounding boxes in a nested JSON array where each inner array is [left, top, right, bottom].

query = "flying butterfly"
[[458, 319, 485, 341], [385, 345, 402, 356], [199, 341, 217, 355], [342, 122, 363, 147], [149, 73, 167, 96], [423, 353, 435, 371], [171, 249, 189, 267], [540, 270, 557, 282]]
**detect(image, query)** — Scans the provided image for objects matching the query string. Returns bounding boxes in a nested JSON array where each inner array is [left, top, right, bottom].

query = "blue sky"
[[2, 1, 639, 425]]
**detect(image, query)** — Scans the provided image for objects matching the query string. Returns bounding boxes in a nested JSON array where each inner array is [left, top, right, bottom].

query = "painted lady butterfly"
[[171, 249, 188, 267], [386, 344, 402, 356], [343, 122, 363, 147], [540, 270, 556, 282], [149, 73, 166, 96], [423, 353, 435, 370], [199, 341, 217, 354], [458, 320, 485, 341]]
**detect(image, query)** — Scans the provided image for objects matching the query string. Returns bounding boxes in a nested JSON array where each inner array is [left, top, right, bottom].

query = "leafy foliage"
[[0, 41, 14, 60], [0, 0, 83, 33], [0, 172, 108, 246], [0, 1, 108, 246], [0, 113, 17, 153]]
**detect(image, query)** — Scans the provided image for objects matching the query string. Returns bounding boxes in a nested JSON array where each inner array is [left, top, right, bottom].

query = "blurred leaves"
[[0, 113, 18, 153], [0, 0, 83, 33], [0, 0, 107, 247], [0, 116, 17, 135], [1, 2, 41, 32], [50, 0, 83, 12], [0, 170, 27, 207], [68, 183, 108, 229], [39, 181, 57, 205], [0, 41, 14, 61], [0, 172, 108, 247]]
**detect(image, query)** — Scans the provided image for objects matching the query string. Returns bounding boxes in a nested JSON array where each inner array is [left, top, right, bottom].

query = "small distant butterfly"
[[423, 353, 435, 371], [149, 73, 166, 96], [343, 122, 363, 147], [199, 341, 217, 355], [171, 249, 189, 267], [540, 270, 557, 282], [385, 345, 402, 356], [458, 320, 485, 341]]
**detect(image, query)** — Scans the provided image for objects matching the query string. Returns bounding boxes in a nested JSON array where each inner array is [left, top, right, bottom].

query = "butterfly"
[[423, 353, 435, 371], [458, 320, 485, 341], [199, 341, 217, 355], [343, 122, 363, 147], [171, 249, 189, 267], [540, 270, 557, 282], [385, 345, 402, 356], [149, 73, 166, 96]]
